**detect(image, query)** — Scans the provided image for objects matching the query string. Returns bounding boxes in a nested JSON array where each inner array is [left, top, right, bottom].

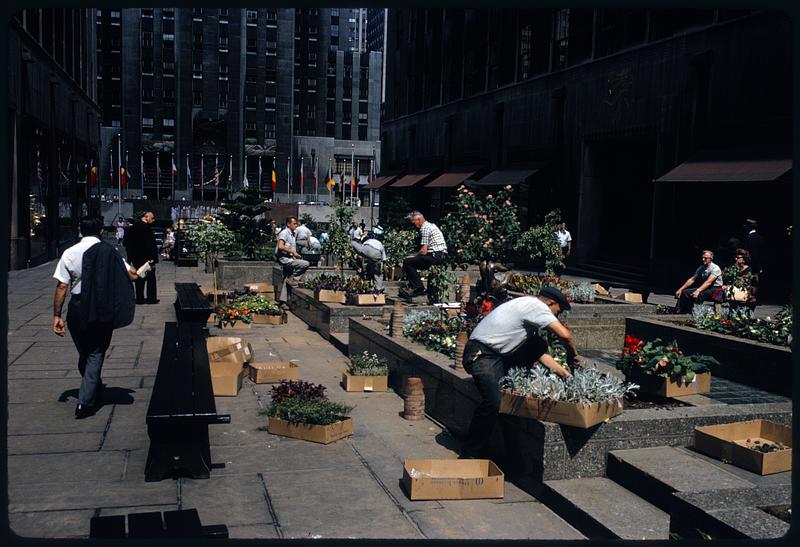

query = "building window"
[[163, 89, 175, 104], [142, 59, 154, 74], [309, 8, 318, 15], [163, 33, 175, 42], [219, 93, 228, 108], [246, 9, 258, 22], [219, 8, 228, 16], [112, 120, 122, 128], [142, 8, 153, 18], [309, 26, 318, 34], [307, 104, 316, 119], [193, 90, 202, 106], [358, 113, 368, 121], [192, 8, 202, 19], [142, 117, 154, 127], [163, 118, 175, 127], [163, 9, 175, 20], [111, 10, 121, 19], [265, 96, 276, 105], [265, 124, 276, 139], [245, 69, 257, 83], [163, 62, 175, 74], [247, 38, 257, 53], [143, 88, 153, 101], [308, 79, 317, 88], [219, 36, 228, 50], [245, 95, 257, 105], [331, 24, 339, 36], [142, 31, 153, 48], [309, 52, 317, 62], [266, 10, 277, 21], [193, 33, 203, 47]]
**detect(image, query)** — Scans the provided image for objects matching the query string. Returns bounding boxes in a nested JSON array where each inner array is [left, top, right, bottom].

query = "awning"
[[391, 172, 432, 188], [368, 174, 398, 189], [425, 167, 483, 188], [655, 147, 792, 182], [471, 165, 545, 186]]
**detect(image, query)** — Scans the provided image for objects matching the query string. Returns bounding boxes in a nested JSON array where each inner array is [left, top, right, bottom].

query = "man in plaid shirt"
[[400, 211, 448, 299]]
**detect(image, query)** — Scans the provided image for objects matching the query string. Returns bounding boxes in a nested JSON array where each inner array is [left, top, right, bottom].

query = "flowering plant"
[[499, 366, 638, 406], [231, 294, 281, 315], [383, 229, 418, 270], [691, 306, 792, 347], [347, 351, 389, 376], [344, 276, 383, 296], [261, 380, 352, 426], [402, 310, 471, 358], [440, 184, 521, 266], [509, 274, 595, 303], [304, 273, 348, 292], [215, 305, 252, 327], [615, 336, 717, 383]]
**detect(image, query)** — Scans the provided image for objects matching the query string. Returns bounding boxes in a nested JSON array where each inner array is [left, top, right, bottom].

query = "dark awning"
[[472, 165, 545, 186], [425, 167, 483, 188], [655, 147, 792, 182], [368, 174, 398, 189], [391, 172, 432, 188]]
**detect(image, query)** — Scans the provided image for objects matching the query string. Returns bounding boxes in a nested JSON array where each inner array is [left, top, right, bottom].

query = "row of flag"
[[50, 149, 377, 193]]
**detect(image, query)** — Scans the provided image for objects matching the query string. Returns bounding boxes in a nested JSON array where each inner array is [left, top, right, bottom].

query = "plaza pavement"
[[5, 250, 584, 540]]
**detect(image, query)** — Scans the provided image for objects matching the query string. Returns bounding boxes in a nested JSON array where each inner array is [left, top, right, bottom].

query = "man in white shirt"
[[53, 217, 137, 419], [460, 287, 581, 463], [674, 250, 724, 313], [275, 216, 310, 306], [555, 222, 572, 259], [351, 231, 387, 291], [295, 223, 322, 254]]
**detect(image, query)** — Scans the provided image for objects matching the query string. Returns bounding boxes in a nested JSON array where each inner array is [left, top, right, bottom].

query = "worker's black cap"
[[539, 286, 571, 311]]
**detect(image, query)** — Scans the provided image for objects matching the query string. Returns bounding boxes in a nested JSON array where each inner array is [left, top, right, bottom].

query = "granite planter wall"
[[271, 265, 356, 291], [348, 317, 792, 489], [625, 316, 792, 396], [288, 288, 388, 340], [215, 260, 277, 290]]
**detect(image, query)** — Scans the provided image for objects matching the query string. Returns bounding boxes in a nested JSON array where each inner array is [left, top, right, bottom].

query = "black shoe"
[[135, 300, 146, 305], [146, 299, 160, 304], [410, 288, 427, 297], [75, 404, 97, 419]]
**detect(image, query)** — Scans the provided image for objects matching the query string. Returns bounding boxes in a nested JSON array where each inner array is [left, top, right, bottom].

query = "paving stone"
[[180, 474, 275, 527], [9, 480, 178, 513], [227, 524, 282, 539], [211, 439, 363, 476], [263, 467, 421, 538], [8, 450, 128, 484], [97, 503, 179, 517], [9, 509, 95, 539], [7, 432, 102, 455], [8, 402, 110, 435]]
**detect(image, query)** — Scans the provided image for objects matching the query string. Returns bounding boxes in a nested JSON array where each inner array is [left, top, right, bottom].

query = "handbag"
[[731, 287, 749, 302]]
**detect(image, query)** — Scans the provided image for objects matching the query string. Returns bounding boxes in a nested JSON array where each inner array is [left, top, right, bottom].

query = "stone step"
[[607, 447, 756, 512], [542, 477, 670, 540]]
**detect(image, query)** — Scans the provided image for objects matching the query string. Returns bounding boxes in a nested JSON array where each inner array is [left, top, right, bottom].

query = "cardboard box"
[[245, 282, 274, 294], [341, 370, 388, 392], [267, 416, 353, 444], [314, 289, 347, 304], [694, 420, 792, 475], [249, 361, 300, 383], [347, 293, 386, 306], [251, 313, 287, 325], [218, 321, 252, 330], [206, 337, 254, 365], [615, 292, 643, 303], [207, 313, 217, 325], [402, 459, 504, 500], [499, 391, 623, 428], [204, 289, 229, 305], [591, 283, 610, 296], [210, 361, 245, 396], [632, 371, 711, 397]]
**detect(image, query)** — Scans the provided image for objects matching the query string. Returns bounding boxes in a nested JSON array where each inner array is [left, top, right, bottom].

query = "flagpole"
[[124, 149, 128, 199], [200, 154, 204, 201], [300, 155, 304, 200], [117, 135, 122, 219], [140, 151, 145, 199], [342, 158, 346, 204], [258, 156, 262, 198], [171, 153, 175, 199], [286, 155, 290, 201], [186, 154, 190, 193], [215, 154, 219, 203], [350, 144, 355, 206]]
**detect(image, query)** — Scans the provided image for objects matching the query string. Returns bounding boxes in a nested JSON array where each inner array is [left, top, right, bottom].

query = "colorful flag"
[[351, 161, 357, 192], [258, 156, 263, 190], [314, 156, 319, 195], [156, 154, 162, 185], [326, 161, 334, 191], [200, 155, 204, 187], [89, 159, 97, 187], [109, 149, 114, 185], [120, 167, 127, 188], [271, 158, 277, 192], [171, 155, 178, 178], [242, 157, 249, 189], [186, 155, 192, 187], [213, 155, 220, 186], [140, 153, 146, 185]]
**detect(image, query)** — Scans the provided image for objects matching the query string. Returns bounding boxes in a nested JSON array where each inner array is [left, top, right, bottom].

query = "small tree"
[[383, 228, 418, 273], [381, 192, 412, 229], [186, 218, 237, 273], [518, 209, 564, 275], [216, 187, 273, 260], [325, 203, 358, 272], [440, 185, 521, 267]]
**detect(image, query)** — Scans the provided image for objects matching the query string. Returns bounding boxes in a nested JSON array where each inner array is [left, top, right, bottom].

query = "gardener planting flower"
[[459, 286, 581, 468]]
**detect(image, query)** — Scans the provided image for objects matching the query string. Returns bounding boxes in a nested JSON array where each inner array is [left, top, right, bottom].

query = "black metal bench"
[[174, 282, 214, 323], [145, 321, 230, 482], [90, 508, 228, 538]]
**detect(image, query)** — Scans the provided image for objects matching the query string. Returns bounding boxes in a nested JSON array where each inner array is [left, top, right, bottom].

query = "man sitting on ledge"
[[674, 249, 723, 314], [275, 216, 310, 309], [399, 211, 448, 300]]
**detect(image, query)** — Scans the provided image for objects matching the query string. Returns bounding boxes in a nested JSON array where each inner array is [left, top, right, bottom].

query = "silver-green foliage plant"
[[499, 366, 639, 406], [564, 281, 595, 303], [347, 351, 389, 376]]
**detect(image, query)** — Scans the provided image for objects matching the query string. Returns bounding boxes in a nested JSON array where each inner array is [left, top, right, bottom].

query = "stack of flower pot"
[[403, 377, 425, 420]]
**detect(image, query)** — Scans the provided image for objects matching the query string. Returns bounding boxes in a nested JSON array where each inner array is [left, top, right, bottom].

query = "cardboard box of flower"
[[340, 351, 389, 392], [251, 312, 287, 325], [694, 419, 792, 475], [347, 293, 386, 306], [244, 282, 274, 294], [402, 459, 504, 500], [314, 289, 347, 304], [499, 391, 623, 428], [248, 361, 300, 384], [616, 336, 715, 398], [261, 380, 353, 444], [497, 367, 635, 429]]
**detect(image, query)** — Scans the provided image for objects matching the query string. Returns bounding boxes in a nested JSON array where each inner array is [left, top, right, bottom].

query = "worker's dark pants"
[[677, 285, 716, 313], [67, 297, 113, 407], [134, 265, 157, 303], [402, 252, 445, 292], [460, 336, 549, 464]]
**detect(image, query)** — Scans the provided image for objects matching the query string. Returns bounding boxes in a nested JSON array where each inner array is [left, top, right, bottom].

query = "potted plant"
[[186, 217, 237, 274], [232, 293, 285, 325], [341, 351, 389, 392], [691, 305, 791, 347], [615, 336, 717, 397], [344, 277, 385, 305], [383, 228, 417, 280], [260, 380, 353, 444], [305, 273, 348, 303], [402, 309, 470, 358], [215, 305, 253, 330], [498, 366, 639, 428]]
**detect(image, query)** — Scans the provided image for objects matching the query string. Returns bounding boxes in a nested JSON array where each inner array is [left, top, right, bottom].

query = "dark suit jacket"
[[124, 220, 159, 267], [80, 241, 135, 329], [745, 231, 765, 273]]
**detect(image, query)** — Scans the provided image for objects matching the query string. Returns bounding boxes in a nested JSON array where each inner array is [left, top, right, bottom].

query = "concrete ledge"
[[271, 265, 357, 290], [216, 260, 277, 290], [348, 317, 792, 486], [289, 288, 388, 340], [625, 316, 792, 396]]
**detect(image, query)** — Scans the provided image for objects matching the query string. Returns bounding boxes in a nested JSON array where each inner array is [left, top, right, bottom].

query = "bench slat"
[[147, 323, 179, 419], [173, 323, 198, 415], [190, 324, 217, 416]]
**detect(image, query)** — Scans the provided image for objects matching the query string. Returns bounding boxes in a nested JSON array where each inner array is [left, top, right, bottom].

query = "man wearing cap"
[[459, 287, 581, 463]]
